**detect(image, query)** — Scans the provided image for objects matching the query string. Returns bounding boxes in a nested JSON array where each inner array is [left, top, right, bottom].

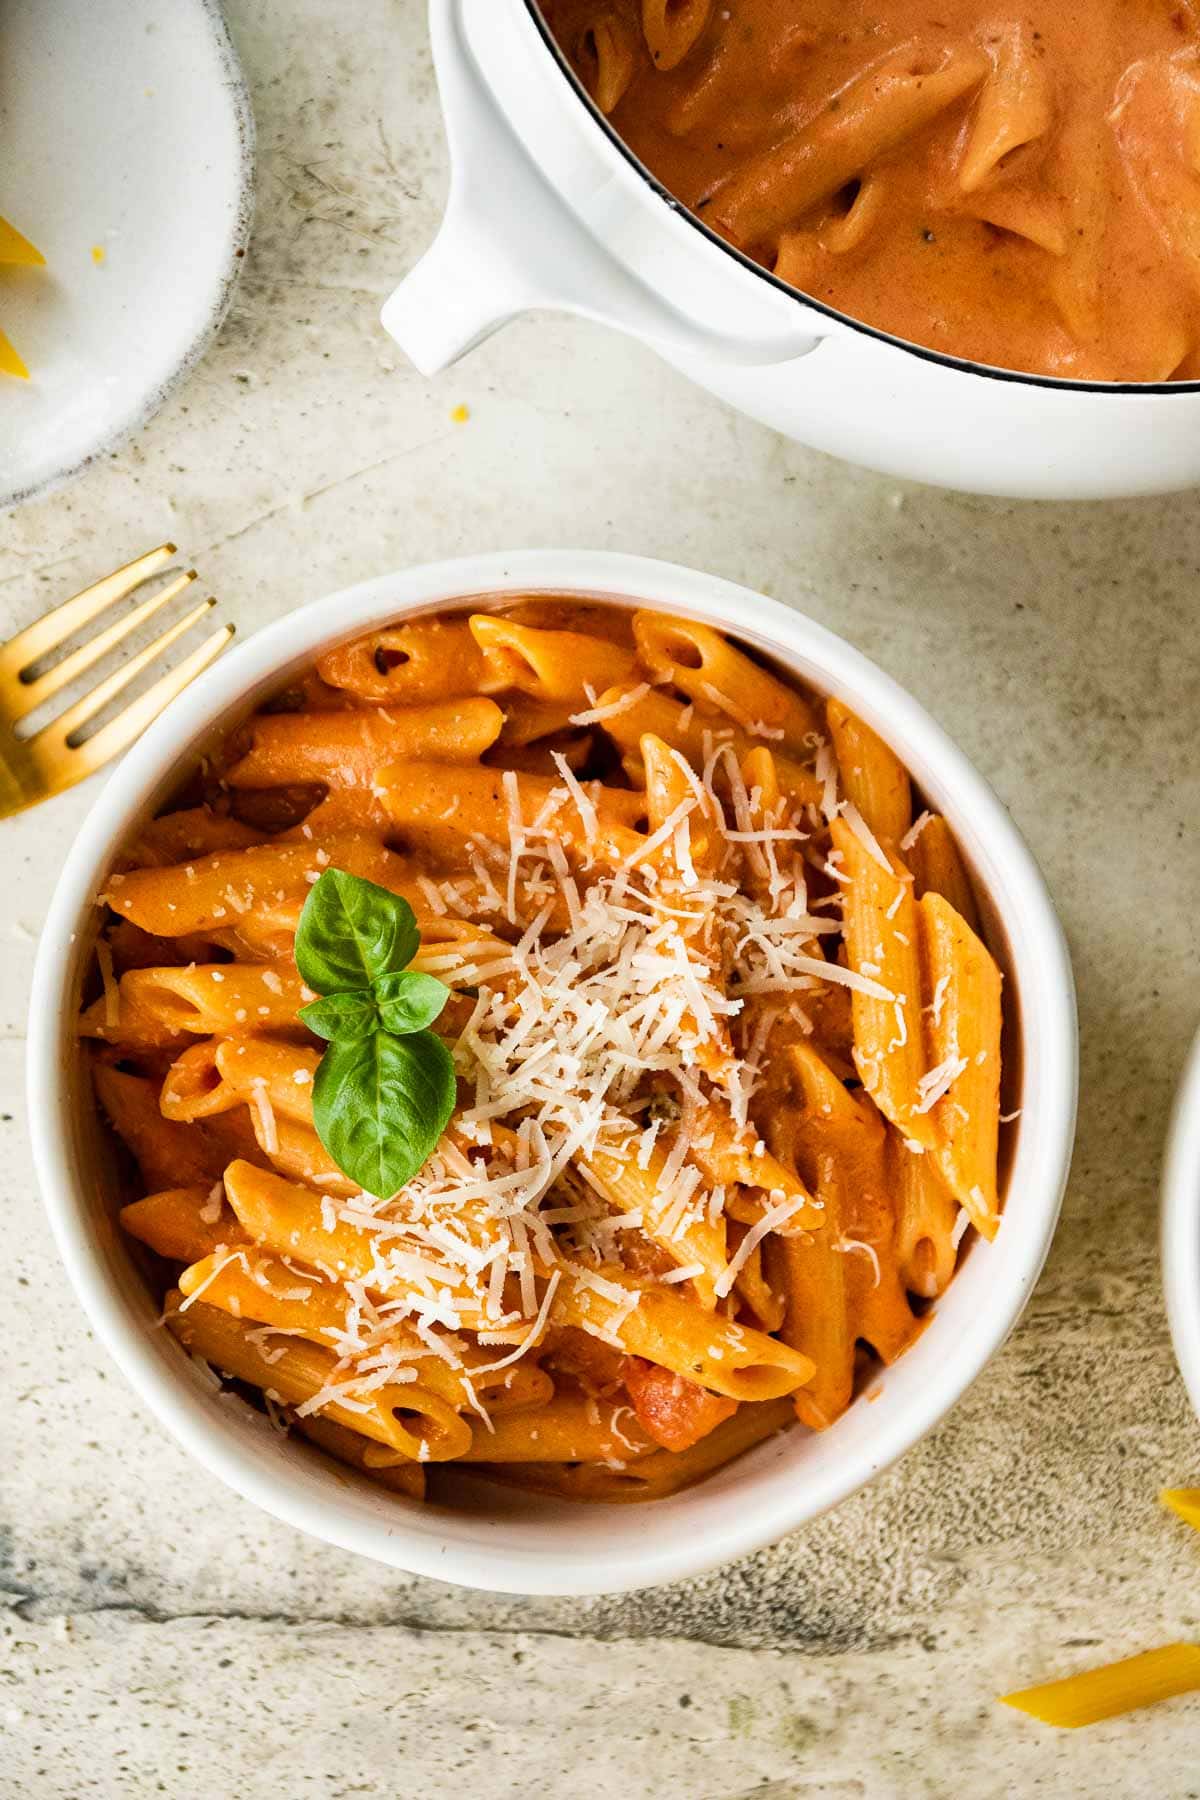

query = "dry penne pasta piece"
[[905, 814, 981, 934], [831, 815, 938, 1153], [120, 1187, 249, 1263], [1161, 1488, 1200, 1532], [918, 892, 1003, 1240], [826, 699, 912, 846], [460, 1392, 655, 1461], [166, 1291, 472, 1461], [999, 1645, 1200, 1729], [225, 698, 504, 788], [633, 611, 820, 755], [294, 1413, 427, 1500], [316, 618, 489, 705], [707, 42, 990, 246], [469, 614, 638, 704], [81, 961, 309, 1043]]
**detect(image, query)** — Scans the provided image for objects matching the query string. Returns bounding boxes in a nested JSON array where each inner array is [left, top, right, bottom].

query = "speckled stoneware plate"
[[0, 0, 254, 510]]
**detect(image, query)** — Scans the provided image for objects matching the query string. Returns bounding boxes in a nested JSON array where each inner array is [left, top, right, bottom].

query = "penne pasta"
[[633, 611, 820, 755], [918, 892, 1003, 1239], [999, 1645, 1200, 1729], [225, 698, 504, 789], [166, 1291, 472, 1461], [89, 598, 1008, 1503], [826, 699, 912, 846], [831, 816, 939, 1153]]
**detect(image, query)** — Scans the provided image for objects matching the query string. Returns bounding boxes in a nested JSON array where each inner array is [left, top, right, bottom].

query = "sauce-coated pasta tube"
[[891, 1133, 962, 1299], [460, 1393, 655, 1462], [555, 1267, 814, 1400], [826, 699, 912, 846], [375, 760, 647, 868], [121, 1187, 249, 1263], [294, 1413, 426, 1499], [707, 42, 989, 246], [225, 698, 504, 788], [316, 618, 488, 706], [81, 961, 310, 1043], [93, 1062, 225, 1190], [469, 614, 638, 704], [918, 892, 1002, 1239], [178, 1249, 554, 1419], [905, 814, 980, 934], [590, 684, 820, 805], [102, 837, 407, 940], [831, 816, 938, 1153], [166, 1291, 472, 1461], [578, 1140, 728, 1307], [633, 612, 820, 755], [480, 1396, 793, 1503]]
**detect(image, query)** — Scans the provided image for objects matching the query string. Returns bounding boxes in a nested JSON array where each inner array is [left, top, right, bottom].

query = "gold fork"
[[0, 544, 233, 819]]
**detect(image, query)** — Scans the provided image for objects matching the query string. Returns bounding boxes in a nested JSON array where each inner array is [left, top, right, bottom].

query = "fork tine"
[[36, 597, 221, 746], [0, 544, 177, 680], [7, 569, 199, 723], [65, 623, 234, 776]]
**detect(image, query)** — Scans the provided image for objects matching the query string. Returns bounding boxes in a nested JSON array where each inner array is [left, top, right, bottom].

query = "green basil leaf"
[[295, 869, 421, 995], [298, 990, 380, 1043], [312, 1029, 456, 1198], [374, 969, 450, 1036]]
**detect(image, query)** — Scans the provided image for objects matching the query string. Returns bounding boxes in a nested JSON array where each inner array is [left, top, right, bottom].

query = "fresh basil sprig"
[[294, 869, 455, 1198]]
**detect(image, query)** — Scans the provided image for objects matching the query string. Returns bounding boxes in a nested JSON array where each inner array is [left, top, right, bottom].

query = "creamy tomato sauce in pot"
[[541, 0, 1200, 381]]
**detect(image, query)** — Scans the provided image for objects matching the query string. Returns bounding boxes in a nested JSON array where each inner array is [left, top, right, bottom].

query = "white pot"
[[381, 0, 1200, 501], [28, 549, 1077, 1594]]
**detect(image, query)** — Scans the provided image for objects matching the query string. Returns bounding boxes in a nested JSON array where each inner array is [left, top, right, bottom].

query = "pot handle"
[[381, 1, 825, 375]]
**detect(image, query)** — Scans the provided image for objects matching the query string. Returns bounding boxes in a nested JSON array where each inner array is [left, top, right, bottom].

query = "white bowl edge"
[[27, 549, 1079, 1595]]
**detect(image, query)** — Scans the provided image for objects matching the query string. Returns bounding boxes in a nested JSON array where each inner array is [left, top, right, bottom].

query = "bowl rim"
[[26, 548, 1079, 1594], [1163, 1032, 1200, 1420], [517, 0, 1200, 398]]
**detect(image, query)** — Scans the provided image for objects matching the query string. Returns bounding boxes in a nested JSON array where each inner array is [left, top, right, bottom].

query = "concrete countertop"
[[3, 3, 1200, 1794]]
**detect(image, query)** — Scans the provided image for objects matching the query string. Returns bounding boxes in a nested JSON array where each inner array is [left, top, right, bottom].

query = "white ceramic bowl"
[[1163, 1035, 1200, 1421], [27, 550, 1078, 1594]]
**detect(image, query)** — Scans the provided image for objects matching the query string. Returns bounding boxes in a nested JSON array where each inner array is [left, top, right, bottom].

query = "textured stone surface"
[[4, 0, 1200, 1793]]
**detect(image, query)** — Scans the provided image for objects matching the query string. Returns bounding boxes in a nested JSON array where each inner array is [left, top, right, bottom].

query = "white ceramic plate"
[[1163, 1034, 1200, 1421], [27, 550, 1078, 1595], [0, 0, 253, 509]]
